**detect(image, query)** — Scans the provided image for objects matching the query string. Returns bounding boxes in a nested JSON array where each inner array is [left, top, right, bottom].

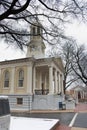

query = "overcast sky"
[[66, 21, 87, 46], [0, 41, 26, 61], [0, 21, 87, 61]]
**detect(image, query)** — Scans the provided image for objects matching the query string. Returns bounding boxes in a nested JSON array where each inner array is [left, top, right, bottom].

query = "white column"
[[60, 74, 64, 94], [49, 66, 54, 94], [10, 67, 15, 94], [54, 70, 57, 93], [27, 66, 32, 94], [33, 67, 36, 94], [60, 74, 62, 93], [57, 72, 59, 93], [39, 71, 42, 89], [44, 74, 47, 89], [58, 73, 61, 93]]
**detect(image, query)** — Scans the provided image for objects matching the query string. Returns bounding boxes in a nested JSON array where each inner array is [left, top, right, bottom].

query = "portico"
[[32, 58, 64, 95]]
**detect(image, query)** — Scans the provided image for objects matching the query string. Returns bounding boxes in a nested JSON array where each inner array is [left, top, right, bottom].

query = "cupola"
[[26, 22, 46, 59]]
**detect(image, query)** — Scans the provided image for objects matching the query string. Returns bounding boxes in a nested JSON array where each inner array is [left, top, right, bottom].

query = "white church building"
[[0, 23, 64, 111]]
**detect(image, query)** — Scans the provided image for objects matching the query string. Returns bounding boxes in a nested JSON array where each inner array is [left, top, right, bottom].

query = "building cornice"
[[0, 57, 64, 73], [0, 57, 35, 65]]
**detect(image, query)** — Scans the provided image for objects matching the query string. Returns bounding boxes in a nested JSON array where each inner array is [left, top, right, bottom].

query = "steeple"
[[26, 22, 46, 59]]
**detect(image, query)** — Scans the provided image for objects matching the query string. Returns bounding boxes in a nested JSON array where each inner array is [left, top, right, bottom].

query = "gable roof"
[[71, 85, 87, 92], [53, 57, 64, 72]]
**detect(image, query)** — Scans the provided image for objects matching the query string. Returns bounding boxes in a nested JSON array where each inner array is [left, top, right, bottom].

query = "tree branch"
[[0, 0, 31, 21]]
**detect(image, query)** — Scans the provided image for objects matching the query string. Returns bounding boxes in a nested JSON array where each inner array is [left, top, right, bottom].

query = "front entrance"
[[42, 83, 44, 95]]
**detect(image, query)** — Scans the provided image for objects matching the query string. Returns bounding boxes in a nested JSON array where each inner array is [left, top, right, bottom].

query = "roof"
[[10, 117, 59, 130], [0, 56, 64, 72], [53, 57, 64, 72], [71, 85, 87, 92], [0, 57, 35, 65]]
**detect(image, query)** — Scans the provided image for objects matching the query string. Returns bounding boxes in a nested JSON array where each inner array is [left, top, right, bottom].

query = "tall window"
[[32, 27, 35, 35], [18, 69, 24, 87], [4, 71, 9, 88], [37, 26, 40, 34]]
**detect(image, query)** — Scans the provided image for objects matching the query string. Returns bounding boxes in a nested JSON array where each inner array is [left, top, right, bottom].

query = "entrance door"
[[42, 83, 44, 95]]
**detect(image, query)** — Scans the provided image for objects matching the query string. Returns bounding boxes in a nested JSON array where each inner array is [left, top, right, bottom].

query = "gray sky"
[[65, 21, 87, 46], [0, 40, 26, 61], [0, 21, 87, 61]]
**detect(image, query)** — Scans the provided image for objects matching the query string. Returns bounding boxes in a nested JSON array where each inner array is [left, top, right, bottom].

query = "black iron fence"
[[35, 89, 49, 95]]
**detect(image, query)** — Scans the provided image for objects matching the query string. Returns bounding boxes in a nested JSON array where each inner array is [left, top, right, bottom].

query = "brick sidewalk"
[[55, 124, 71, 130], [74, 103, 87, 112]]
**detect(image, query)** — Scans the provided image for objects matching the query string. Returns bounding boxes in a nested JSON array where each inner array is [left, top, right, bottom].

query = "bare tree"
[[60, 41, 80, 92], [48, 40, 80, 92], [71, 44, 87, 86], [0, 0, 87, 49]]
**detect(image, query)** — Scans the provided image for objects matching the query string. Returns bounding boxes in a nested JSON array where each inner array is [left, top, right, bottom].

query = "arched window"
[[4, 71, 9, 88], [18, 69, 24, 87]]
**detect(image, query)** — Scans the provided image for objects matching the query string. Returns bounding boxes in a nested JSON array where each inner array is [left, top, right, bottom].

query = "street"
[[12, 112, 75, 126], [21, 112, 87, 128], [73, 113, 87, 128]]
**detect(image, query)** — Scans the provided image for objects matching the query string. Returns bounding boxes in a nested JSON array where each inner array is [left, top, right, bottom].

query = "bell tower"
[[26, 23, 46, 59]]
